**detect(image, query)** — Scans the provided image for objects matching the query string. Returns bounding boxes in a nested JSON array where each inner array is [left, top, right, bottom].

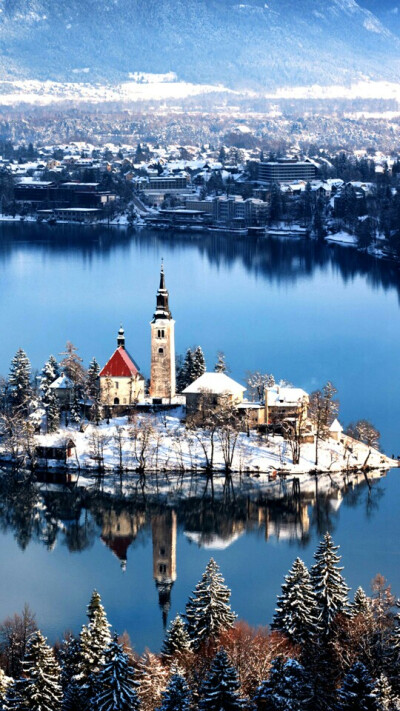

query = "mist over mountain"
[[0, 0, 400, 90]]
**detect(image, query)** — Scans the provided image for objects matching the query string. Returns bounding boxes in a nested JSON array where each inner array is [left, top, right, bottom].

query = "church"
[[99, 262, 176, 407]]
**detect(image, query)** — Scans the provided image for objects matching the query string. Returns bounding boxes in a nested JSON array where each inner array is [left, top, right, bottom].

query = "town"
[[1, 125, 400, 259]]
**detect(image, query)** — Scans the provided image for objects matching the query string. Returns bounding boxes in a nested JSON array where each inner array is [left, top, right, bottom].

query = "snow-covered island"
[[30, 409, 395, 481]]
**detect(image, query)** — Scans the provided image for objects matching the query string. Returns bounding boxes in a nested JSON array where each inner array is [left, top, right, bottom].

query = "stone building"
[[152, 510, 177, 627], [183, 371, 246, 416], [150, 263, 176, 402], [99, 326, 145, 406]]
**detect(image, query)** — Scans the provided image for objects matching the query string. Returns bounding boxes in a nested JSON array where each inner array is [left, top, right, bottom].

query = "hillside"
[[0, 0, 400, 90]]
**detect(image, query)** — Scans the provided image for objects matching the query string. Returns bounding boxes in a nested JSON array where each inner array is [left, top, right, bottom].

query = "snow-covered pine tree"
[[214, 352, 228, 374], [9, 348, 32, 411], [351, 587, 371, 617], [185, 558, 236, 650], [46, 390, 60, 433], [58, 635, 81, 692], [192, 347, 206, 380], [161, 614, 191, 658], [272, 557, 320, 646], [70, 389, 81, 425], [156, 672, 191, 711], [0, 668, 12, 702], [310, 532, 350, 635], [136, 651, 168, 711], [336, 661, 379, 711], [87, 358, 100, 399], [176, 349, 194, 392], [253, 657, 314, 711], [91, 638, 140, 711], [198, 648, 245, 711], [39, 355, 60, 404], [374, 674, 398, 711], [85, 590, 112, 668], [4, 630, 63, 711]]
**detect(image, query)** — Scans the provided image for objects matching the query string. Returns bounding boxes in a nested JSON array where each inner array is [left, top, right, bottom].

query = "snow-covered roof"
[[182, 372, 246, 396], [49, 373, 74, 390], [329, 418, 343, 433], [184, 531, 243, 550], [266, 385, 308, 407]]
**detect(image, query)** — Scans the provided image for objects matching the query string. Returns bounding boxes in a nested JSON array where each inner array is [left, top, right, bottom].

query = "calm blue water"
[[0, 222, 398, 651]]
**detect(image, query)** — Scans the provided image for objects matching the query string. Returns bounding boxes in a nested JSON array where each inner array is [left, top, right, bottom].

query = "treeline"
[[0, 536, 399, 709]]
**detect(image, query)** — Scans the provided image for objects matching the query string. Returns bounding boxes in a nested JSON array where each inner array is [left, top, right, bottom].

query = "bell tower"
[[150, 262, 176, 400]]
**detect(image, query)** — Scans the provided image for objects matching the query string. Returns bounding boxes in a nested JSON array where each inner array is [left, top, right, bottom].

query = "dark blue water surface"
[[0, 222, 398, 652]]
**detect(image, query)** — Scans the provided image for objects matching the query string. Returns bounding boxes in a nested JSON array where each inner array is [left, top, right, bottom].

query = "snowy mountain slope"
[[0, 0, 399, 89], [358, 0, 400, 36]]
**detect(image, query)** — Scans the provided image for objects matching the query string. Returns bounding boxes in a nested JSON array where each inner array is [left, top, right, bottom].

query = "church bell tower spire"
[[150, 261, 176, 400]]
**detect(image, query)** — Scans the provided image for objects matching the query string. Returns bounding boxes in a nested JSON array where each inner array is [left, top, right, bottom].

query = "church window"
[[115, 382, 119, 389], [159, 547, 166, 556], [158, 348, 164, 354], [157, 329, 165, 338], [114, 397, 120, 405], [159, 563, 167, 574]]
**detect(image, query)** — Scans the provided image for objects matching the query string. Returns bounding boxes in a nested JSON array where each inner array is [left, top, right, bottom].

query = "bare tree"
[[308, 381, 339, 465], [346, 420, 380, 450], [59, 341, 85, 385], [281, 396, 308, 465], [245, 371, 275, 402], [129, 418, 155, 474], [0, 604, 37, 677], [215, 400, 241, 472]]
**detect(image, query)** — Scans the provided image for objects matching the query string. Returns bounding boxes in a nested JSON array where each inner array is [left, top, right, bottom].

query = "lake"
[[0, 221, 399, 651]]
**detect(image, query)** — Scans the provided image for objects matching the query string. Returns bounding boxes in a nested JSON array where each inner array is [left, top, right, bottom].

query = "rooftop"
[[183, 372, 246, 395]]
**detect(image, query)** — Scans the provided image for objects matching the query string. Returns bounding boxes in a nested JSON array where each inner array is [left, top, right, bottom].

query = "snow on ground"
[[31, 411, 395, 478], [326, 231, 358, 246]]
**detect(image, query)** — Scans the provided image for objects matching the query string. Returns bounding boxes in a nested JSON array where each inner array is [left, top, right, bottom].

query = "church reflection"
[[0, 469, 387, 628]]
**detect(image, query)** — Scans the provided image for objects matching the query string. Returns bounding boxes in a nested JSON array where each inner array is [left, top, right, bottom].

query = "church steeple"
[[117, 325, 125, 349], [150, 262, 176, 400], [153, 260, 172, 321]]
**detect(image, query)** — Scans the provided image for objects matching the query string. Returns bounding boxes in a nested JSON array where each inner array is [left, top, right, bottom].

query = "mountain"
[[0, 0, 400, 90], [358, 0, 400, 37]]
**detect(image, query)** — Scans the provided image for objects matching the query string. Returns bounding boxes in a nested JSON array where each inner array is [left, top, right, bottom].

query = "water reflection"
[[0, 469, 386, 628], [0, 223, 399, 299]]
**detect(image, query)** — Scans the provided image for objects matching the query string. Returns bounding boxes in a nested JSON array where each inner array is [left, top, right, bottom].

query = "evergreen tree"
[[374, 674, 398, 711], [351, 587, 371, 616], [336, 661, 379, 711], [161, 614, 191, 658], [70, 389, 81, 425], [46, 390, 60, 433], [311, 533, 350, 635], [198, 648, 245, 711], [156, 673, 190, 711], [9, 348, 32, 411], [39, 355, 59, 403], [176, 349, 194, 392], [0, 669, 12, 702], [192, 346, 206, 380], [84, 591, 112, 668], [272, 557, 320, 646], [253, 657, 314, 711], [269, 182, 283, 223], [5, 630, 62, 711], [185, 559, 236, 649], [214, 352, 228, 374], [91, 638, 140, 711], [87, 358, 100, 399]]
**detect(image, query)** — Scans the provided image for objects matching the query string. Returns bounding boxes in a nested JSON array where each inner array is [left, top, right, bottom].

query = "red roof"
[[99, 347, 143, 378]]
